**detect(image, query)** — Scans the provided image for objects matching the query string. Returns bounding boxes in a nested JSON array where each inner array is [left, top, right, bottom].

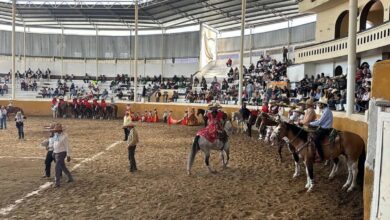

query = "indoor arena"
[[0, 0, 390, 219]]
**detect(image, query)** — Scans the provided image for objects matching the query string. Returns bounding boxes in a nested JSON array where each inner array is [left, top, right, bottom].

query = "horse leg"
[[328, 157, 340, 180], [347, 161, 359, 192], [222, 144, 230, 169], [220, 151, 225, 168], [304, 159, 315, 192], [204, 151, 215, 174], [276, 143, 283, 162], [292, 147, 301, 178], [342, 161, 353, 190]]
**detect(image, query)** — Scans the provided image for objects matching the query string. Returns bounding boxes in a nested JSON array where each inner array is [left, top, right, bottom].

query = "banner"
[[199, 24, 217, 69]]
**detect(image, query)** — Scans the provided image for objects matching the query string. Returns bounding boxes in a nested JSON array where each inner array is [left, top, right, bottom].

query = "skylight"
[[0, 0, 154, 6]]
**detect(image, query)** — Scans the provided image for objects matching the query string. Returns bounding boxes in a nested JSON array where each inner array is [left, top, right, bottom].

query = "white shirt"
[[53, 133, 71, 156]]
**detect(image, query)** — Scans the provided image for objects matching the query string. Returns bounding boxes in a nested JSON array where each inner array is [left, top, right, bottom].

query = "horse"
[[92, 105, 102, 119], [196, 108, 208, 127], [57, 102, 69, 118], [232, 111, 246, 134], [187, 118, 233, 175], [255, 112, 279, 141], [80, 105, 92, 119], [272, 120, 366, 192], [6, 106, 24, 120], [105, 104, 118, 120]]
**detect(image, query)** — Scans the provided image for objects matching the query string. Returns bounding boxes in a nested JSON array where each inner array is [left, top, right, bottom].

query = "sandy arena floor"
[[0, 117, 362, 219]]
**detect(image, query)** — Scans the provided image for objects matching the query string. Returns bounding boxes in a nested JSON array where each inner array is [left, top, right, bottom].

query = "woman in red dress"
[[196, 102, 224, 143]]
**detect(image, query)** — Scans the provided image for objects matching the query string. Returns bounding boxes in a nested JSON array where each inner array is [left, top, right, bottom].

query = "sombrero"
[[293, 109, 304, 114], [305, 99, 314, 107], [50, 123, 64, 132], [278, 102, 288, 107], [59, 96, 64, 100], [297, 100, 306, 106], [289, 103, 297, 109], [317, 97, 329, 105], [208, 102, 222, 110], [331, 89, 338, 94], [269, 100, 277, 105]]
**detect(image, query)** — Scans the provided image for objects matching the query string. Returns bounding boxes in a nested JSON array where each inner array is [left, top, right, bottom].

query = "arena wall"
[[0, 99, 368, 142], [364, 60, 390, 220]]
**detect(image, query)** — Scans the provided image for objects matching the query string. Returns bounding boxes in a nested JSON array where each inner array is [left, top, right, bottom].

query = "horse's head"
[[223, 120, 233, 137], [270, 121, 287, 145], [217, 129, 229, 143]]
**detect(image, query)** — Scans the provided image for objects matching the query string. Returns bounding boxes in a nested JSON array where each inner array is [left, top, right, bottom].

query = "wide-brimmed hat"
[[331, 89, 338, 94], [59, 96, 64, 100], [293, 109, 304, 114], [306, 99, 314, 107], [317, 97, 329, 105], [278, 102, 288, 107], [50, 123, 64, 132], [208, 102, 222, 110], [289, 103, 297, 109], [297, 100, 306, 106], [269, 100, 277, 105]]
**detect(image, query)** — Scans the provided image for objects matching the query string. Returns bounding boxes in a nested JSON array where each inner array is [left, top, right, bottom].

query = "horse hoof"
[[307, 187, 313, 193], [187, 171, 191, 176], [347, 186, 355, 192]]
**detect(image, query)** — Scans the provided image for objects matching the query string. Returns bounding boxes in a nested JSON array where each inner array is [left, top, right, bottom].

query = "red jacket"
[[261, 105, 269, 113]]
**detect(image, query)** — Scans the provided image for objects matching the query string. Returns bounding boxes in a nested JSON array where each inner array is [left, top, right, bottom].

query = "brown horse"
[[6, 106, 24, 120], [272, 120, 365, 192], [254, 112, 279, 141]]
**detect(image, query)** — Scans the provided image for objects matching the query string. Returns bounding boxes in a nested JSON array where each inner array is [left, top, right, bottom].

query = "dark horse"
[[6, 106, 24, 120], [105, 104, 118, 120], [272, 120, 366, 192], [196, 109, 208, 127], [58, 102, 69, 118]]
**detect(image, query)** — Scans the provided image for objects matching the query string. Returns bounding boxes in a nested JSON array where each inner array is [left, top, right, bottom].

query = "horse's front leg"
[[328, 157, 340, 180], [304, 159, 315, 192], [221, 144, 230, 169], [347, 161, 358, 192], [342, 161, 353, 190]]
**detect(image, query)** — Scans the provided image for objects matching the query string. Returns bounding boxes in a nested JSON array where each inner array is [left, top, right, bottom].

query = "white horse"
[[232, 111, 246, 134], [187, 120, 233, 175]]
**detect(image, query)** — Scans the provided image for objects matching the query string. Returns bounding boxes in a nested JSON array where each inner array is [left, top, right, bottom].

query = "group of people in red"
[[51, 96, 108, 112], [167, 107, 200, 126], [124, 104, 159, 123]]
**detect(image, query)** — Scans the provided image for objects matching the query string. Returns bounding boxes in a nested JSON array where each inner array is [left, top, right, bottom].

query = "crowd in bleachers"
[[187, 54, 374, 113], [0, 55, 375, 113]]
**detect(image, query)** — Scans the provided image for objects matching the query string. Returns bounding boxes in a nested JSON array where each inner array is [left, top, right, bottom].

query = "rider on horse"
[[100, 99, 107, 113], [92, 98, 100, 110], [309, 97, 334, 162], [196, 102, 224, 143], [82, 97, 92, 110]]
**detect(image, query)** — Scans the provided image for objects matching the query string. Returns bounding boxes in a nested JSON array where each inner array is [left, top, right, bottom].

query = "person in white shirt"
[[41, 123, 56, 178], [0, 106, 7, 129], [15, 111, 25, 139], [51, 123, 73, 187]]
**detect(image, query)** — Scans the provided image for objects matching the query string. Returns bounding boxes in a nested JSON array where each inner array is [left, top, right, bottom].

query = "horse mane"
[[285, 122, 308, 140]]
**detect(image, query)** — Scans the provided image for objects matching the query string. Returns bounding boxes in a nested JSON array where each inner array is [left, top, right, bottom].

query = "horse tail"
[[357, 148, 366, 186], [187, 135, 200, 172]]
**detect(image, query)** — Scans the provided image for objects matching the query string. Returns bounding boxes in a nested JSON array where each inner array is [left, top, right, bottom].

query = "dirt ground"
[[0, 117, 363, 219]]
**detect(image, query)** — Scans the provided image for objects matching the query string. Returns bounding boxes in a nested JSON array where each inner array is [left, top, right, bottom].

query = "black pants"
[[45, 150, 54, 177], [247, 123, 252, 137], [314, 129, 327, 160], [128, 145, 137, 172], [123, 128, 129, 141]]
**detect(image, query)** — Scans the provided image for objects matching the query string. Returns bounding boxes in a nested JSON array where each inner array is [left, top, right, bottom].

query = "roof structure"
[[0, 0, 306, 32]]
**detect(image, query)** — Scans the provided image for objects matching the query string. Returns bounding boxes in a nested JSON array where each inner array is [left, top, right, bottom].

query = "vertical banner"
[[199, 24, 217, 70]]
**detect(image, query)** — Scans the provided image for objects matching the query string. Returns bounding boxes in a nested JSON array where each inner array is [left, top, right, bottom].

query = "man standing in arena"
[[127, 123, 139, 173], [52, 123, 73, 188], [123, 111, 132, 141]]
